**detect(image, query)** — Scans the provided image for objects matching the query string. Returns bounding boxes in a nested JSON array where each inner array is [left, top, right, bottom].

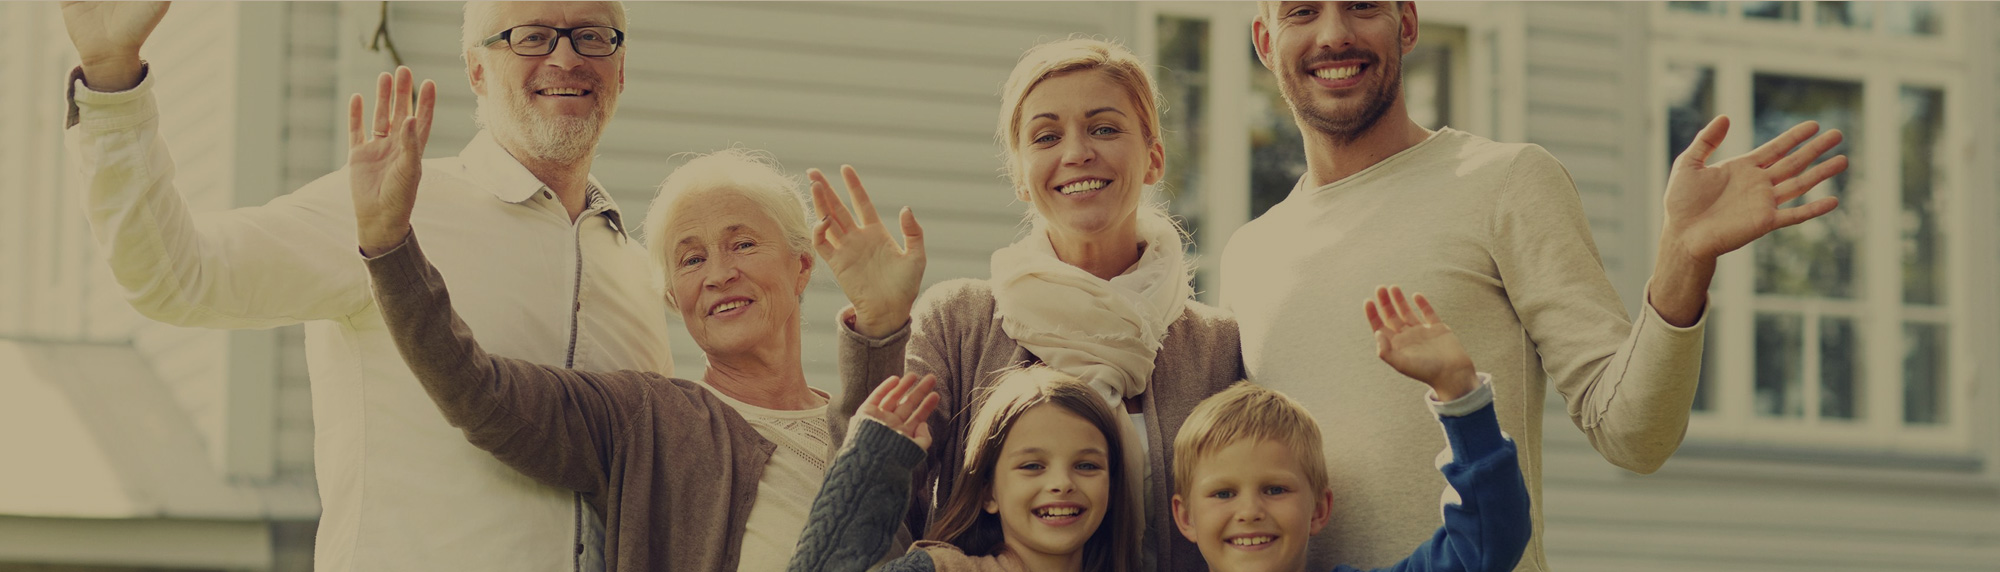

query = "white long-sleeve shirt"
[[65, 68, 674, 572], [1222, 128, 1705, 572]]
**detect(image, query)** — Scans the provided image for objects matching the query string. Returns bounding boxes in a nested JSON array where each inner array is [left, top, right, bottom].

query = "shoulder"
[[1433, 129, 1565, 182], [913, 278, 998, 322], [1172, 299, 1240, 342]]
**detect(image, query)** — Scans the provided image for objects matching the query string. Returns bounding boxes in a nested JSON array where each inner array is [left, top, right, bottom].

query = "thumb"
[[899, 206, 925, 257]]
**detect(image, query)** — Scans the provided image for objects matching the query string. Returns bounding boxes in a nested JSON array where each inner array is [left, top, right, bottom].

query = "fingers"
[[371, 71, 392, 139], [842, 165, 881, 227], [892, 375, 937, 425], [1773, 155, 1848, 205], [347, 93, 364, 148], [899, 206, 925, 258], [864, 373, 904, 412], [877, 375, 912, 418], [413, 80, 437, 149], [811, 217, 838, 259], [390, 67, 413, 130], [1771, 196, 1840, 229], [1389, 286, 1420, 327], [1748, 120, 1820, 168], [908, 393, 940, 437], [1364, 299, 1387, 332], [1373, 286, 1406, 330], [1675, 115, 1729, 170], [807, 168, 854, 238], [1415, 294, 1442, 326], [1765, 129, 1843, 184]]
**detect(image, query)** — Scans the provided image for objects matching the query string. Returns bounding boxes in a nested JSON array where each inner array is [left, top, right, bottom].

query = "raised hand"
[[60, 1, 169, 91], [348, 67, 437, 257], [1365, 286, 1478, 401], [857, 374, 940, 451], [1662, 116, 1847, 262], [809, 165, 926, 338]]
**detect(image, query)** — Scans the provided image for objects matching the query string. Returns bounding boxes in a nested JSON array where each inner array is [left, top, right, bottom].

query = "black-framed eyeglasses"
[[480, 25, 625, 57]]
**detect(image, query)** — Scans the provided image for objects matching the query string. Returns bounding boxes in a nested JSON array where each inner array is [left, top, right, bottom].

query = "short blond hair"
[[640, 148, 813, 306], [1172, 381, 1330, 498], [995, 37, 1163, 197]]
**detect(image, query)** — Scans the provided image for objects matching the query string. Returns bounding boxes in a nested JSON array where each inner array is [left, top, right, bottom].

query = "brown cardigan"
[[366, 235, 775, 572], [835, 278, 1244, 572]]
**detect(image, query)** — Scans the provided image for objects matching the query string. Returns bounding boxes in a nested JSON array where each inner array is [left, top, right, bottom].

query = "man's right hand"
[[349, 67, 437, 257], [61, 1, 168, 92]]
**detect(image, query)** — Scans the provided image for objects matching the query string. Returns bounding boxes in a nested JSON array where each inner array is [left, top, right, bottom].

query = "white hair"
[[641, 148, 815, 305]]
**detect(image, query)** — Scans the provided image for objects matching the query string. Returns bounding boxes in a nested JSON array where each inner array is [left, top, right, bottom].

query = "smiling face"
[[1254, 1, 1417, 144], [984, 404, 1115, 569], [1173, 438, 1333, 572], [466, 1, 626, 163], [661, 189, 813, 361], [1011, 69, 1165, 243]]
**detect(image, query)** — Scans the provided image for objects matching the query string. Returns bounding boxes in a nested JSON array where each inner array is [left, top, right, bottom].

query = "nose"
[[1046, 473, 1077, 494], [702, 254, 741, 290], [543, 35, 587, 70], [1058, 133, 1095, 167], [1231, 496, 1268, 523], [1312, 7, 1358, 52]]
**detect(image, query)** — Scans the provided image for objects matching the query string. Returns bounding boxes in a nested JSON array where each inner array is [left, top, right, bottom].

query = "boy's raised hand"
[[857, 374, 939, 451], [1365, 286, 1479, 401]]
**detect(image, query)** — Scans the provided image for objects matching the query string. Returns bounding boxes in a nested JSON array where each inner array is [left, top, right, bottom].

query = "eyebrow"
[[1028, 107, 1127, 123], [1010, 447, 1109, 458], [674, 224, 754, 248]]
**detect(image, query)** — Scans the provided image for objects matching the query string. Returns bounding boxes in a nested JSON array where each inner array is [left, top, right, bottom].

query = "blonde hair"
[[640, 148, 814, 306], [1172, 381, 1331, 498], [995, 37, 1163, 198], [927, 367, 1142, 572], [463, 1, 631, 54]]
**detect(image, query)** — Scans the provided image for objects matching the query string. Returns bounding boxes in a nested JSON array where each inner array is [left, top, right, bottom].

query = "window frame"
[[1651, 2, 1978, 455]]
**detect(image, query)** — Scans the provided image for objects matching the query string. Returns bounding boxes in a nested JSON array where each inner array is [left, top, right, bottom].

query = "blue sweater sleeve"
[[788, 419, 936, 572], [1332, 402, 1532, 572]]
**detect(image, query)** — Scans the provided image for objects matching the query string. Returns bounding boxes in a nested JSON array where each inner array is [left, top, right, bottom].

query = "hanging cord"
[[369, 1, 404, 66]]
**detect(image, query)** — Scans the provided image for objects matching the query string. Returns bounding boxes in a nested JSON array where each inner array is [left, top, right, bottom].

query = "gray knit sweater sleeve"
[[789, 418, 934, 572]]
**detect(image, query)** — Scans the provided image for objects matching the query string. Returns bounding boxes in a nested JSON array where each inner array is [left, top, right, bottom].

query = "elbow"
[[1605, 442, 1679, 474]]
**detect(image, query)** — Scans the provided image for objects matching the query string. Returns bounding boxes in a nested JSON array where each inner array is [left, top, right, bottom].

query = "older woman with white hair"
[[351, 93, 841, 572]]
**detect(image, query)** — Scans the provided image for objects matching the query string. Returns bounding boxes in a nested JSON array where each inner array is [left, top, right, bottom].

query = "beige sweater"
[[836, 279, 1244, 572], [1221, 127, 1706, 571]]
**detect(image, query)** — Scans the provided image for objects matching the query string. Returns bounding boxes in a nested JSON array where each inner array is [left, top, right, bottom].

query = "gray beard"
[[1283, 56, 1402, 145], [476, 97, 606, 164]]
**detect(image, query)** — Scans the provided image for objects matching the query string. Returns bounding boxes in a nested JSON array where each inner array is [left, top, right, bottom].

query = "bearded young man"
[[1221, 2, 1849, 571], [59, 2, 667, 571]]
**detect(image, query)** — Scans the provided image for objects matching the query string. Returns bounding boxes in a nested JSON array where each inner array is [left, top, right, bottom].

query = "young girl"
[[790, 368, 1143, 572]]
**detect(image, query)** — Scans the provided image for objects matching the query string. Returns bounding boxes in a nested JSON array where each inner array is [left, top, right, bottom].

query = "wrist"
[[1430, 366, 1479, 402], [853, 312, 908, 339], [359, 227, 411, 258], [79, 55, 144, 92]]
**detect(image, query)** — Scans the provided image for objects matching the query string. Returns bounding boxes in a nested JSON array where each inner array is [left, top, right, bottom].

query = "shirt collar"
[[458, 130, 628, 231]]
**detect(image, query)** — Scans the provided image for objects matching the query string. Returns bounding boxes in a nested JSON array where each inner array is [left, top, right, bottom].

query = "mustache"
[[1295, 48, 1381, 73], [526, 69, 605, 91]]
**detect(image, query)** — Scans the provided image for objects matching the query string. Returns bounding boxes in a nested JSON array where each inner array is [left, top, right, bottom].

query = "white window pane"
[[1743, 1, 1801, 21], [1755, 313, 1805, 418], [1902, 323, 1947, 425], [1818, 316, 1859, 419], [1880, 1, 1941, 36], [1900, 86, 1945, 305], [1752, 74, 1862, 299], [1815, 1, 1873, 30]]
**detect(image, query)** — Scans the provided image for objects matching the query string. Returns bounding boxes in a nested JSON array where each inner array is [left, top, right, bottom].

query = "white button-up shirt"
[[66, 69, 674, 572]]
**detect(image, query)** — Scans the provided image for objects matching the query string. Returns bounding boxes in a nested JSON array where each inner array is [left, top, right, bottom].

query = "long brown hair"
[[924, 367, 1141, 572]]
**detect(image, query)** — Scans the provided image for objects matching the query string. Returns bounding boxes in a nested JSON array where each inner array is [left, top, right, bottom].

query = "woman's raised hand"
[[809, 165, 926, 338], [857, 374, 939, 451], [1365, 286, 1479, 402], [348, 67, 437, 257]]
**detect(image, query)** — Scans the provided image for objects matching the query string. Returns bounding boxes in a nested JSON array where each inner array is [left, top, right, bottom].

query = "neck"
[[1046, 217, 1145, 281], [998, 542, 1085, 572], [1299, 102, 1432, 190], [701, 336, 819, 411], [519, 154, 595, 221]]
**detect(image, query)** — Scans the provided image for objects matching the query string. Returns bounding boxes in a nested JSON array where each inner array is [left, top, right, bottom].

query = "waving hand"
[[348, 67, 438, 257], [809, 166, 926, 338]]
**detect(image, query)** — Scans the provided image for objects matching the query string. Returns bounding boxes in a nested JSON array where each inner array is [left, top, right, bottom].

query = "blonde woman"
[[811, 38, 1238, 572]]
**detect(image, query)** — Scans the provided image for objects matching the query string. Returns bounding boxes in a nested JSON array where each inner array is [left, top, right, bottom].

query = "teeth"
[[1229, 536, 1275, 546], [1313, 66, 1360, 81], [540, 88, 586, 96], [1057, 179, 1107, 195], [711, 300, 749, 315], [1036, 507, 1081, 517]]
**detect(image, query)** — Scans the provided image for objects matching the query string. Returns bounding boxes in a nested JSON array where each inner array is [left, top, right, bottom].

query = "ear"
[[1171, 494, 1198, 543], [1251, 16, 1277, 72], [794, 250, 814, 296], [1399, 2, 1421, 57], [467, 49, 488, 98], [1142, 139, 1166, 186], [617, 54, 628, 94], [984, 497, 999, 515], [1308, 486, 1334, 535]]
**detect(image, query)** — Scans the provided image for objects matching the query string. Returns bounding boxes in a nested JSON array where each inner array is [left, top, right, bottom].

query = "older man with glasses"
[[60, 2, 664, 571]]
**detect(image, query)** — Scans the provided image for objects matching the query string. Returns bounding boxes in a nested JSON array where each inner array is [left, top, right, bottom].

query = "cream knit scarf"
[[988, 212, 1194, 407]]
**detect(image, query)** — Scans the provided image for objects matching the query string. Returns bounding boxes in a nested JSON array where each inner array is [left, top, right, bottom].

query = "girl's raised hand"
[[857, 373, 939, 450]]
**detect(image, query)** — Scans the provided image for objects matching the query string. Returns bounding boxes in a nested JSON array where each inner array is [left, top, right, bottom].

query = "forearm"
[[789, 419, 927, 572], [1647, 239, 1717, 327], [834, 308, 914, 419]]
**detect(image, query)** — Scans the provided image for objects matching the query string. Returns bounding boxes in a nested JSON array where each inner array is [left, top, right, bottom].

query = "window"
[[1655, 1, 1969, 452], [1142, 2, 1485, 304]]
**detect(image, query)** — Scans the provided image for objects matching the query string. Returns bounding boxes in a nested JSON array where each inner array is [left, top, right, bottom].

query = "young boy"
[[1171, 286, 1532, 572]]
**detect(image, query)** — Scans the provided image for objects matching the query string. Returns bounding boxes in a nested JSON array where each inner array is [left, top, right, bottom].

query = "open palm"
[[809, 166, 926, 338], [1663, 116, 1848, 261], [348, 67, 437, 256], [60, 1, 167, 65], [857, 374, 939, 450], [1365, 286, 1477, 400]]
